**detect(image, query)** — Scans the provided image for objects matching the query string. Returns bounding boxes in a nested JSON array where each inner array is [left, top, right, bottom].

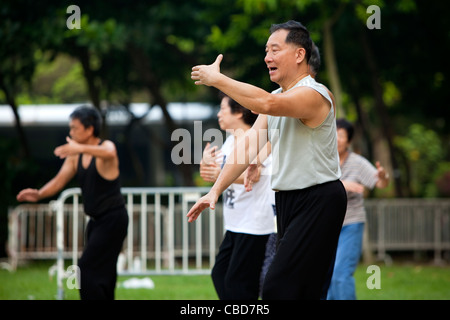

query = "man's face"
[[264, 29, 301, 86], [69, 118, 92, 143]]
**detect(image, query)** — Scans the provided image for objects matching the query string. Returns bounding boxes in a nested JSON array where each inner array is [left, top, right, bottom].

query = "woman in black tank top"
[[77, 140, 125, 218], [16, 106, 128, 300], [76, 140, 128, 300]]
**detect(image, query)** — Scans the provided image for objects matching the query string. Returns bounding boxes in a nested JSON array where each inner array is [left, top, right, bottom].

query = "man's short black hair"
[[270, 20, 312, 63], [70, 105, 102, 137], [309, 42, 321, 76]]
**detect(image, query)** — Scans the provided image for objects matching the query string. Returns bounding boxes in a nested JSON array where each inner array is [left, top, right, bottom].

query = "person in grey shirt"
[[327, 118, 389, 300]]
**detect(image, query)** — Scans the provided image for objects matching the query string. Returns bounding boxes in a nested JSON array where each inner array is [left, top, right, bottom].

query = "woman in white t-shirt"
[[200, 92, 276, 300]]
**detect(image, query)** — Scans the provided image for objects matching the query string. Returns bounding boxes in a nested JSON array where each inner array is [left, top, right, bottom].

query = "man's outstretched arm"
[[187, 115, 268, 222], [191, 54, 327, 120]]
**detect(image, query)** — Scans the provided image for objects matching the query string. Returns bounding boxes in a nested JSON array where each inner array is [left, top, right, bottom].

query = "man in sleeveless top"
[[16, 105, 128, 300], [199, 92, 275, 299], [188, 20, 347, 299]]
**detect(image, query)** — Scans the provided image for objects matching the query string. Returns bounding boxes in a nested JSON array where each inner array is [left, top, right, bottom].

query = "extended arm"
[[187, 115, 268, 222], [200, 142, 253, 185], [244, 141, 271, 191], [16, 156, 77, 202], [191, 54, 329, 121], [341, 161, 389, 194], [54, 137, 119, 180], [54, 137, 116, 160]]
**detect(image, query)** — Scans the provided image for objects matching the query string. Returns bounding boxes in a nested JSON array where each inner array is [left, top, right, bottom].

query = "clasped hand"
[[54, 136, 81, 159]]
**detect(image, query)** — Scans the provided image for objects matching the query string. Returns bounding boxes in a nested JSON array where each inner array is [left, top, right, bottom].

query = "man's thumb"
[[214, 54, 223, 65]]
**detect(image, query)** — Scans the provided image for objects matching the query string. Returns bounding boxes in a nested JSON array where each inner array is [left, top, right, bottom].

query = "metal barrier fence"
[[364, 198, 450, 264], [7, 187, 223, 300], [6, 190, 450, 299]]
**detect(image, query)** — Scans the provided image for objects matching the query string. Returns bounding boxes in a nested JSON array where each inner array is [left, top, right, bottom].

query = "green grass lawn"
[[354, 263, 450, 300], [0, 260, 449, 300]]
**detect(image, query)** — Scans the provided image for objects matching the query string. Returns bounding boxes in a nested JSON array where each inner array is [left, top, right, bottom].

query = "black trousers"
[[262, 180, 347, 300], [78, 206, 128, 300], [212, 231, 270, 300]]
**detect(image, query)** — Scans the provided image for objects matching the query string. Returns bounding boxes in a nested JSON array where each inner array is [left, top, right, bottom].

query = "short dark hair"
[[70, 105, 102, 137], [270, 20, 312, 63], [309, 42, 321, 76], [336, 118, 354, 142], [219, 92, 258, 126]]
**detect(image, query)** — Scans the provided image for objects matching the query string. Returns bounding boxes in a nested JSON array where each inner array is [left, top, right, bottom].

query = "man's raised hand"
[[191, 54, 223, 86]]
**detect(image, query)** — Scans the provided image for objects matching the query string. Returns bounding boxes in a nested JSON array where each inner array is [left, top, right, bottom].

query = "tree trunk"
[[349, 78, 374, 160], [128, 45, 194, 186], [75, 46, 110, 140], [323, 22, 345, 118], [322, 2, 347, 118], [77, 47, 101, 109], [0, 71, 30, 158], [359, 29, 403, 197]]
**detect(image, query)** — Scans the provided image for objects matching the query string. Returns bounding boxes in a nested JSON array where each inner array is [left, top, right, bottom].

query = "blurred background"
[[0, 0, 449, 260]]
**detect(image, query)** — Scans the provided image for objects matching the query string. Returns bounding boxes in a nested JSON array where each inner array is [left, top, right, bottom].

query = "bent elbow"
[[260, 95, 278, 115], [104, 149, 117, 160], [110, 151, 118, 160]]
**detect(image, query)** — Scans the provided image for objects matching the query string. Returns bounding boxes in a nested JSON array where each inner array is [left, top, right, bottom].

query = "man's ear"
[[296, 47, 306, 64], [86, 125, 94, 136]]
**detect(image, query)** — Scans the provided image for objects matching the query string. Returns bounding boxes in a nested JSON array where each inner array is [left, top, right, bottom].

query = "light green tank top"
[[267, 75, 341, 190]]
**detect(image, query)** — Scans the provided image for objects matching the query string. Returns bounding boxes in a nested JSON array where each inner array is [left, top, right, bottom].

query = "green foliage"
[[395, 124, 446, 197], [382, 81, 402, 108], [428, 162, 450, 197], [208, 15, 252, 52], [64, 15, 127, 53], [1, 0, 450, 197], [25, 53, 88, 103]]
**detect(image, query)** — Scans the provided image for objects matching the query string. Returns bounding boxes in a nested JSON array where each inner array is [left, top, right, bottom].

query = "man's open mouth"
[[268, 67, 278, 75]]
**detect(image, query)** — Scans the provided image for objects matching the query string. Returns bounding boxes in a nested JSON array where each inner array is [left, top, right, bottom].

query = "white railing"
[[51, 187, 221, 300], [364, 198, 450, 264]]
